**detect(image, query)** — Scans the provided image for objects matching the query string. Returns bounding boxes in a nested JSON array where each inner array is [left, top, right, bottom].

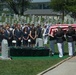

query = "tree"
[[6, 0, 19, 14], [5, 0, 31, 15], [50, 0, 76, 21], [65, 0, 76, 18]]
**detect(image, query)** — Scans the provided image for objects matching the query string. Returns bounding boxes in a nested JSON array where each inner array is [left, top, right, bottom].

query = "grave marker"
[[0, 39, 11, 60]]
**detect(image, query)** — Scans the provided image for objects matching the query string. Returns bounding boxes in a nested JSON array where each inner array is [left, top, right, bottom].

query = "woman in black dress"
[[29, 26, 37, 47], [22, 27, 29, 47]]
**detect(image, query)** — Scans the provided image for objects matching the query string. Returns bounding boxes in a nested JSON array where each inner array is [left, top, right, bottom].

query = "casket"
[[49, 24, 76, 35]]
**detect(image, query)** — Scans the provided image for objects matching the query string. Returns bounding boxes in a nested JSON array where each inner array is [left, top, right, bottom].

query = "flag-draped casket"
[[49, 24, 76, 35]]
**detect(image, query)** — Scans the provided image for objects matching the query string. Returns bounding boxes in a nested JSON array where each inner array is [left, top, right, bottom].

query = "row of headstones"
[[0, 13, 76, 25]]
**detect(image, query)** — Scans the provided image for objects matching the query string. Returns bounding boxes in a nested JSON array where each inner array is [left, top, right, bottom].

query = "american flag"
[[49, 24, 76, 35]]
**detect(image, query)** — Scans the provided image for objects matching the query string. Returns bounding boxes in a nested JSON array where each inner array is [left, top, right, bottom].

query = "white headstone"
[[0, 39, 11, 60], [37, 20, 40, 24], [14, 14, 16, 20], [2, 22, 6, 25], [67, 17, 72, 24], [2, 13, 4, 16], [0, 22, 2, 25], [39, 16, 41, 21], [12, 19, 14, 24], [74, 21, 76, 24], [35, 38, 43, 47], [30, 21, 34, 24], [5, 18, 8, 23], [27, 17, 30, 23], [17, 16, 19, 22], [38, 39, 43, 47], [0, 16, 2, 21], [64, 16, 67, 23], [32, 15, 35, 22], [24, 16, 26, 21], [71, 18, 74, 24]]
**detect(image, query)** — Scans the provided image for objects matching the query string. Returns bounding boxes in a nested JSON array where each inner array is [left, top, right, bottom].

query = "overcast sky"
[[32, 0, 50, 2]]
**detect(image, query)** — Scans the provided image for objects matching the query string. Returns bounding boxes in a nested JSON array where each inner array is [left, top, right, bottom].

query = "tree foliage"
[[1, 0, 31, 15], [50, 0, 76, 12], [50, 0, 76, 19], [50, 0, 65, 12]]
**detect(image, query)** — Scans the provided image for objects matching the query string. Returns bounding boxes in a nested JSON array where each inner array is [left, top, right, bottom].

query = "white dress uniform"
[[55, 27, 65, 58], [66, 26, 75, 56]]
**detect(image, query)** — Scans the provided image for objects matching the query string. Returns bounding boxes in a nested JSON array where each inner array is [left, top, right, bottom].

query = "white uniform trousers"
[[57, 43, 64, 58], [68, 42, 74, 56]]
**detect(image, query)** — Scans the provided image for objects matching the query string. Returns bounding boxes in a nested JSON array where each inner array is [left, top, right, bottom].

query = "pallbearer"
[[54, 27, 65, 58], [48, 26, 55, 56], [66, 26, 75, 57]]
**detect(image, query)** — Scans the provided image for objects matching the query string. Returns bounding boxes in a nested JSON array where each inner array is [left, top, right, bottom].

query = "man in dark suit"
[[14, 24, 22, 46], [35, 24, 43, 47], [4, 26, 13, 46]]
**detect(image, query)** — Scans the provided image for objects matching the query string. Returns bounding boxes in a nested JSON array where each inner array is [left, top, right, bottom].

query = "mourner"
[[14, 24, 22, 46], [54, 27, 65, 58], [0, 28, 4, 45], [66, 26, 75, 57], [35, 24, 43, 47], [22, 27, 29, 47], [42, 25, 48, 45], [29, 24, 37, 47], [4, 25, 13, 46]]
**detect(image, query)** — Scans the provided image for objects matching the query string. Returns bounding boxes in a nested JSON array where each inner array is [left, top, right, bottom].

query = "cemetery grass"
[[0, 42, 69, 75]]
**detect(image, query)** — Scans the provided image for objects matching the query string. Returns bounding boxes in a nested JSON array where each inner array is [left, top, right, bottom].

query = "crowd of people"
[[0, 23, 43, 47], [0, 23, 76, 58]]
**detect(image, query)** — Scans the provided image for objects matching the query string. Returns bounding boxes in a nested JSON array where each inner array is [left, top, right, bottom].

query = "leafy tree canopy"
[[50, 0, 76, 13], [0, 0, 31, 15], [50, 0, 76, 19]]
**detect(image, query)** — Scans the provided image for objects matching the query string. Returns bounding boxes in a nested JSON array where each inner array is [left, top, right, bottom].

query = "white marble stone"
[[0, 39, 11, 60]]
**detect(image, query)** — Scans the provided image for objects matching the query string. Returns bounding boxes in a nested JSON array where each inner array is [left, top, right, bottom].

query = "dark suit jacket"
[[14, 29, 22, 41], [4, 30, 12, 40], [4, 30, 13, 46]]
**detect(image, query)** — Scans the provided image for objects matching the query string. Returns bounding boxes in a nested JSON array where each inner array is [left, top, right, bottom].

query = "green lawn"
[[0, 41, 70, 75], [0, 56, 68, 75]]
